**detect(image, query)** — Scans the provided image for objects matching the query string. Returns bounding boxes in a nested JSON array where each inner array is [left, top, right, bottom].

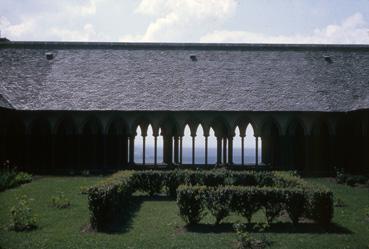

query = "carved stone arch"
[[159, 116, 178, 136], [81, 116, 103, 135], [132, 116, 151, 137], [55, 116, 78, 171], [55, 116, 77, 135], [286, 117, 308, 136], [202, 122, 211, 137], [182, 117, 201, 137], [311, 117, 334, 137], [234, 116, 258, 137], [80, 116, 104, 170], [286, 117, 306, 171], [5, 117, 27, 170], [260, 116, 281, 167], [210, 116, 229, 137], [29, 117, 52, 173], [106, 117, 128, 169], [261, 116, 282, 137], [106, 117, 127, 136]]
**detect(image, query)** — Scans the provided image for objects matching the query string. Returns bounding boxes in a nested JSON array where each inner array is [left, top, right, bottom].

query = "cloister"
[[0, 41, 368, 175], [0, 110, 368, 175]]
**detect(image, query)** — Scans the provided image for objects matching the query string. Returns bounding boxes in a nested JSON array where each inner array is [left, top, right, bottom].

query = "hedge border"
[[87, 170, 333, 231]]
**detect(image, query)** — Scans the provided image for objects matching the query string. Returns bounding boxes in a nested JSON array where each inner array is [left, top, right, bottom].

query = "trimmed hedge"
[[176, 185, 333, 225], [87, 171, 135, 230], [87, 170, 333, 231]]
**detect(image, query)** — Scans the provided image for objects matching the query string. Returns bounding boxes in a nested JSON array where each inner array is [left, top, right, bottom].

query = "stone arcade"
[[0, 40, 368, 175]]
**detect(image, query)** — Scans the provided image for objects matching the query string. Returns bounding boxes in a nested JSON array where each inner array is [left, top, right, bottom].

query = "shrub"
[[87, 171, 135, 231], [334, 197, 345, 208], [234, 223, 254, 249], [232, 187, 262, 223], [204, 187, 233, 224], [164, 170, 184, 197], [176, 185, 206, 225], [261, 188, 284, 224], [306, 188, 334, 225], [88, 170, 334, 229], [51, 192, 71, 209], [0, 161, 32, 191], [283, 189, 306, 225], [133, 171, 164, 196], [334, 167, 346, 184], [233, 223, 267, 249], [9, 195, 37, 231]]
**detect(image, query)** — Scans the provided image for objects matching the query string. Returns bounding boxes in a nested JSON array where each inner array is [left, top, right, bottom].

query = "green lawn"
[[0, 176, 368, 249]]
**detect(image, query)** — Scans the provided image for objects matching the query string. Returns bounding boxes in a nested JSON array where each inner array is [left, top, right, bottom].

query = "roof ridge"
[[1, 41, 369, 51]]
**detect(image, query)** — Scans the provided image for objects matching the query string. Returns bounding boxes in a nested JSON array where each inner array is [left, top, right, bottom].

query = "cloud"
[[51, 24, 99, 41], [120, 0, 237, 42], [200, 13, 369, 44], [0, 16, 36, 38], [0, 0, 99, 41]]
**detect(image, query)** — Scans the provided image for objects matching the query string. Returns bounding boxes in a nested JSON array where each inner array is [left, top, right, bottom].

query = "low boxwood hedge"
[[87, 170, 333, 231], [87, 171, 135, 230], [176, 185, 333, 225]]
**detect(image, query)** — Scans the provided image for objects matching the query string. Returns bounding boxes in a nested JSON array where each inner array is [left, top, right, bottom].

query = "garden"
[[0, 167, 369, 249]]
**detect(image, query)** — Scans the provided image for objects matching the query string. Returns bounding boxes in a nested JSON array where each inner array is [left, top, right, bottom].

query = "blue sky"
[[1, 0, 369, 43]]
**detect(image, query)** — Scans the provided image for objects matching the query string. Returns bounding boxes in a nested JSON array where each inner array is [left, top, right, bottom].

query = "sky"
[[1, 0, 369, 44]]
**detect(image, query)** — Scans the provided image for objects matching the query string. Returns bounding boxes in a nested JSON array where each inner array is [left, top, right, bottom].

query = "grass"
[[0, 176, 368, 249]]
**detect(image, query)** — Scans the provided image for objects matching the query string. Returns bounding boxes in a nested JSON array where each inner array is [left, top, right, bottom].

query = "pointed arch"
[[81, 118, 103, 170], [134, 125, 144, 164], [195, 124, 205, 164], [245, 123, 257, 164], [182, 124, 192, 164], [261, 120, 280, 167], [145, 124, 155, 164], [157, 128, 164, 164], [107, 119, 128, 169], [30, 118, 52, 173], [207, 127, 217, 165], [287, 120, 305, 171], [55, 117, 77, 171], [233, 126, 242, 164], [312, 120, 331, 173], [5, 118, 26, 171]]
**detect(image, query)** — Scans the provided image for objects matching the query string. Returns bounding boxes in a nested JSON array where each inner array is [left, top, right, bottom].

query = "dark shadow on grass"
[[102, 195, 175, 234], [186, 222, 352, 235]]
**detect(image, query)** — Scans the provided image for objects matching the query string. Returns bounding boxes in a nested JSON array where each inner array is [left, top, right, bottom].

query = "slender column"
[[163, 134, 173, 165], [103, 134, 107, 169], [205, 136, 208, 165], [192, 136, 195, 165], [129, 136, 135, 165], [154, 136, 158, 165], [255, 136, 259, 166], [51, 134, 56, 172], [179, 136, 183, 164], [228, 136, 233, 165], [241, 136, 245, 166], [223, 137, 227, 164], [142, 136, 146, 165], [216, 137, 222, 165], [174, 136, 179, 164], [305, 135, 312, 174]]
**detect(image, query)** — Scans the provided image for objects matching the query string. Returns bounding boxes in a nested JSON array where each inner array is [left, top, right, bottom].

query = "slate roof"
[[0, 41, 369, 112], [0, 94, 13, 109]]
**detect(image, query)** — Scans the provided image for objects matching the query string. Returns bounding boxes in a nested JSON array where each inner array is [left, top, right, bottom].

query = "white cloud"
[[200, 13, 369, 44], [51, 24, 95, 41], [0, 16, 35, 38], [65, 0, 97, 16], [120, 0, 237, 42], [0, 0, 99, 41]]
